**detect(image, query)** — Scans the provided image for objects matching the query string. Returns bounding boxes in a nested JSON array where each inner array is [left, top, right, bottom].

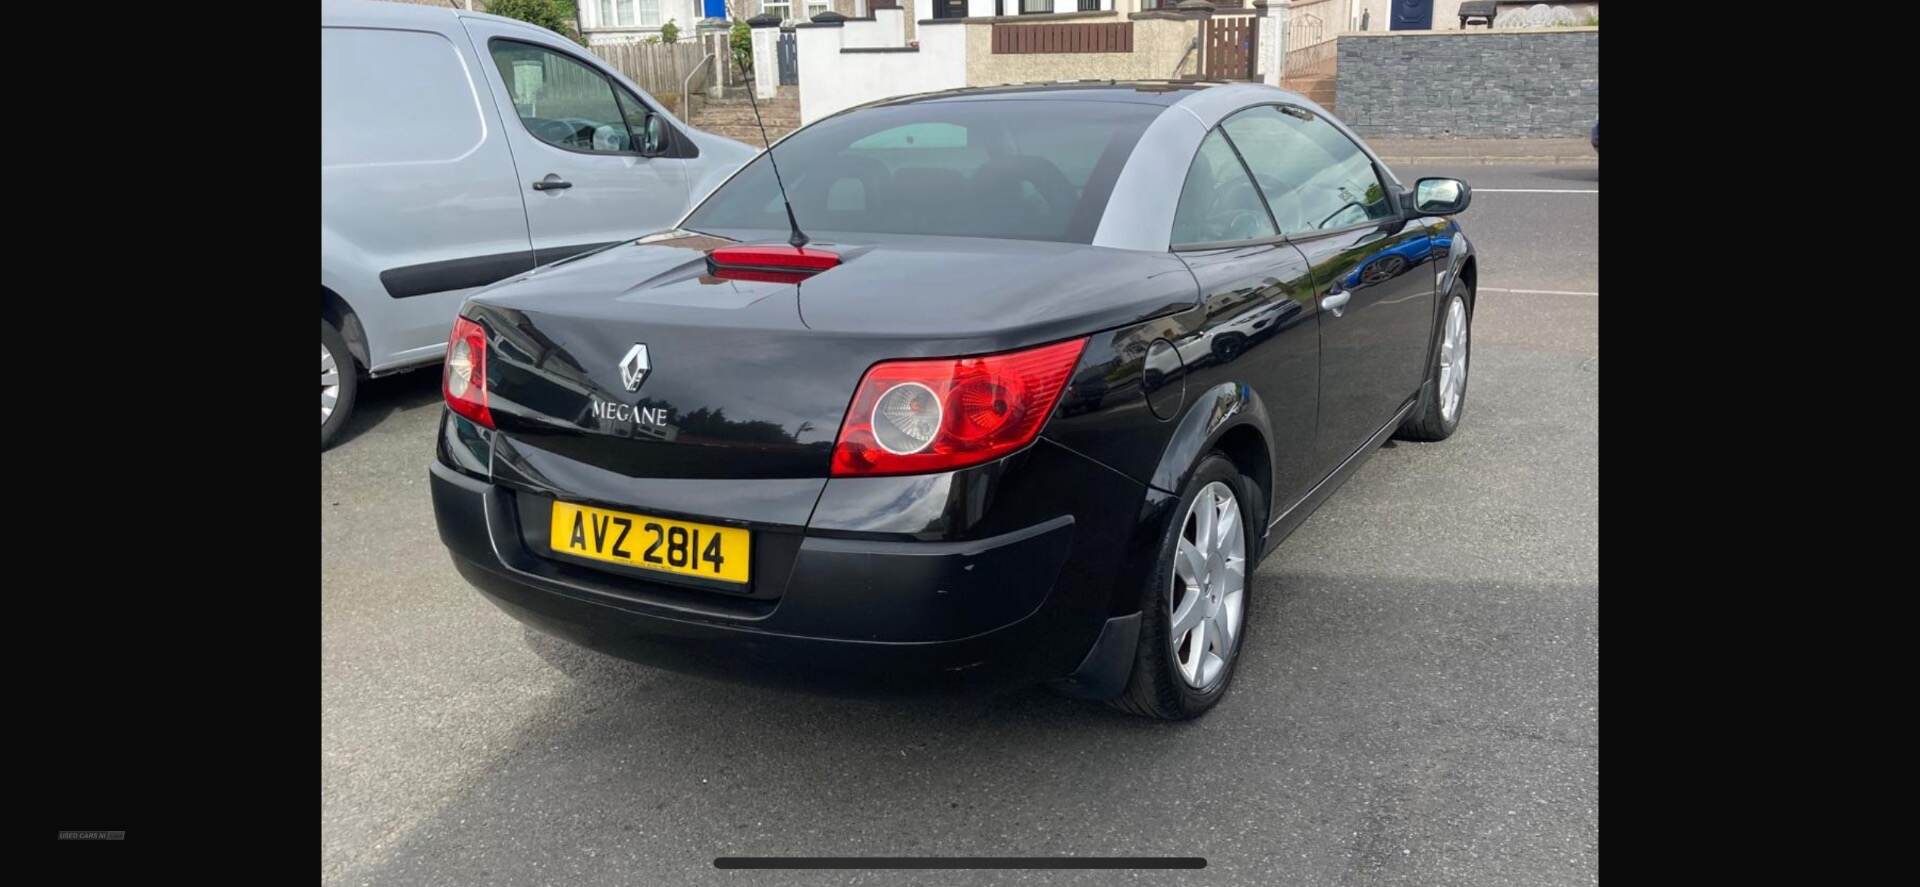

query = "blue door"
[[703, 0, 726, 18], [1390, 0, 1433, 29]]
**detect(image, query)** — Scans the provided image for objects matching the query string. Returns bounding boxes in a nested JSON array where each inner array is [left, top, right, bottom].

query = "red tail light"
[[443, 316, 493, 428], [830, 338, 1087, 477], [707, 245, 840, 283]]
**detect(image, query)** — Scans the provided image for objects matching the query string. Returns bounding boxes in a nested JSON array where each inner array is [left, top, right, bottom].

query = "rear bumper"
[[430, 449, 1142, 694]]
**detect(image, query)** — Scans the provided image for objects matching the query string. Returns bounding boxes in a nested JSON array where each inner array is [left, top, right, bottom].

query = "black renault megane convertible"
[[430, 81, 1477, 720]]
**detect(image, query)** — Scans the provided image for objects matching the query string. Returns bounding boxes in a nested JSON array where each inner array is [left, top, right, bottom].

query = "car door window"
[[1170, 129, 1277, 247], [488, 40, 634, 154], [1222, 105, 1393, 235]]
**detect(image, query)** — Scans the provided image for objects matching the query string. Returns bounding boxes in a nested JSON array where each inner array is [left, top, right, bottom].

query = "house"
[[576, 0, 712, 43], [577, 0, 858, 44], [575, 0, 1179, 47], [1345, 0, 1597, 31]]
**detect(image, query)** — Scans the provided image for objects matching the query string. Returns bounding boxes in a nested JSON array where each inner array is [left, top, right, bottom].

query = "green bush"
[[730, 18, 753, 75], [661, 19, 680, 44], [488, 0, 584, 44]]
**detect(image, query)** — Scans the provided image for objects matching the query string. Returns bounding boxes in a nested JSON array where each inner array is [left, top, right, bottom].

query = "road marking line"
[[1481, 287, 1600, 296], [1474, 188, 1599, 194]]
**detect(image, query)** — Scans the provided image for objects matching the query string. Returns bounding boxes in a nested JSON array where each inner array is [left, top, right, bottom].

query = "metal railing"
[[682, 52, 714, 121], [1283, 0, 1348, 78]]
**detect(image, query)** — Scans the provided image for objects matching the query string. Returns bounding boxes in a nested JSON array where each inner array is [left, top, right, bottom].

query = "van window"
[[488, 41, 636, 154], [322, 28, 485, 166]]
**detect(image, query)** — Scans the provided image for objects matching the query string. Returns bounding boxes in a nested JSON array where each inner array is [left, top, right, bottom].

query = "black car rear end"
[[429, 233, 1194, 695], [427, 94, 1212, 695]]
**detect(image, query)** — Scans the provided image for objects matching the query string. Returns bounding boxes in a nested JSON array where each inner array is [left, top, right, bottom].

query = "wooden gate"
[[1202, 13, 1259, 81], [777, 31, 798, 85]]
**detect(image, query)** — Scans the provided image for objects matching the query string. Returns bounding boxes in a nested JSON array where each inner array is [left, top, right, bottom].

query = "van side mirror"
[[640, 113, 667, 157], [1412, 177, 1471, 215]]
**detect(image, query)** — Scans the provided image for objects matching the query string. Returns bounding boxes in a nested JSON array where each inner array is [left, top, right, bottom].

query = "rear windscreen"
[[683, 100, 1164, 244]]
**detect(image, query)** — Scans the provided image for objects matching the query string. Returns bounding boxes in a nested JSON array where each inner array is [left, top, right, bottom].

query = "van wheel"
[[1109, 454, 1255, 720], [322, 319, 358, 450]]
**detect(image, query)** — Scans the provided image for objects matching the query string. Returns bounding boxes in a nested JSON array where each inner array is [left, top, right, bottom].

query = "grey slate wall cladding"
[[1335, 30, 1598, 138]]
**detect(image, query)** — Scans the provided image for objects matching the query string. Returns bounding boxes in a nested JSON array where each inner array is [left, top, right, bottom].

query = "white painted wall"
[[843, 9, 909, 47], [1260, 2, 1288, 86], [750, 27, 780, 98], [797, 22, 967, 123]]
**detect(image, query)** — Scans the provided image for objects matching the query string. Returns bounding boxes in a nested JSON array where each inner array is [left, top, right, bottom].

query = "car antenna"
[[733, 50, 808, 250]]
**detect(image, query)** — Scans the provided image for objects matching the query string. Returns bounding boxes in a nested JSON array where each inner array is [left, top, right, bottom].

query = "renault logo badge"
[[618, 344, 651, 392]]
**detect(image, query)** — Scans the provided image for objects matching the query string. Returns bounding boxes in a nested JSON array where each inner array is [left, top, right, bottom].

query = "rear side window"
[[322, 28, 484, 165], [1221, 105, 1393, 234], [1169, 129, 1277, 246], [683, 100, 1161, 244], [488, 40, 636, 154]]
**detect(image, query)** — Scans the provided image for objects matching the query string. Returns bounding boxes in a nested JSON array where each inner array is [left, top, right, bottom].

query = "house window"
[[597, 0, 657, 27], [805, 0, 832, 18], [1077, 0, 1100, 9], [595, 0, 648, 26], [1021, 0, 1050, 13], [763, 0, 792, 21]]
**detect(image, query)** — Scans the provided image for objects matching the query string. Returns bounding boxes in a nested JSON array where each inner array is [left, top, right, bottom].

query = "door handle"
[[532, 175, 572, 191], [1323, 291, 1351, 317]]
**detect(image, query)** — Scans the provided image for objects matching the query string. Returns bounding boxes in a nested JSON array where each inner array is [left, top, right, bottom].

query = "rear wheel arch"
[[321, 286, 370, 371], [1148, 381, 1276, 537], [1211, 423, 1272, 538]]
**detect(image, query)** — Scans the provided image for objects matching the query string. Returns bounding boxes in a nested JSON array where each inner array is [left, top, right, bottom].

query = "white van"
[[321, 0, 756, 446]]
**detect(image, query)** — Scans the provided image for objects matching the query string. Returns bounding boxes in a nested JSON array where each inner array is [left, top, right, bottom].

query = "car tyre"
[[1396, 280, 1472, 442], [322, 318, 358, 450], [1109, 453, 1256, 721], [1212, 333, 1247, 362]]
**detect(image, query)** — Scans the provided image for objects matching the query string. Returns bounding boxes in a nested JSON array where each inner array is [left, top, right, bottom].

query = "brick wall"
[[1334, 28, 1597, 138]]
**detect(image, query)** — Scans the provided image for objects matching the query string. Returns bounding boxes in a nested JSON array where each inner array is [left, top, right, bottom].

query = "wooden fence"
[[585, 34, 743, 117], [991, 22, 1135, 54]]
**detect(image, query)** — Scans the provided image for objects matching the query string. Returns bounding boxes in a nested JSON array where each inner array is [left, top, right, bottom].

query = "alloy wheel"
[[1439, 296, 1469, 423], [1169, 481, 1247, 690], [322, 341, 342, 426]]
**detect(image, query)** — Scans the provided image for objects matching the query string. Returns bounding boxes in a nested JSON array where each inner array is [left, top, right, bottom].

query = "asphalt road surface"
[[322, 164, 1598, 886]]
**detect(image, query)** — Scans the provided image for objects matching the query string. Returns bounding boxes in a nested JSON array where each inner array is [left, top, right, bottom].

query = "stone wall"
[[1334, 27, 1597, 138]]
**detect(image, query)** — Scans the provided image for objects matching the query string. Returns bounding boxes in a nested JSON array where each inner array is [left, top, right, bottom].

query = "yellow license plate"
[[549, 501, 750, 584]]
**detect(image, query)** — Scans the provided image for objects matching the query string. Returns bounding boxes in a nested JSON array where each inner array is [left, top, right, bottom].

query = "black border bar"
[[714, 857, 1205, 870]]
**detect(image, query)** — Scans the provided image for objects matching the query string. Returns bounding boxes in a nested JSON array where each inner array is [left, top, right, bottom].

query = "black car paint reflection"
[[428, 82, 1480, 704]]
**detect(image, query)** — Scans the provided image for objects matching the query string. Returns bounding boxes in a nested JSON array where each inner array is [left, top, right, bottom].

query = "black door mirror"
[[1412, 177, 1471, 215]]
